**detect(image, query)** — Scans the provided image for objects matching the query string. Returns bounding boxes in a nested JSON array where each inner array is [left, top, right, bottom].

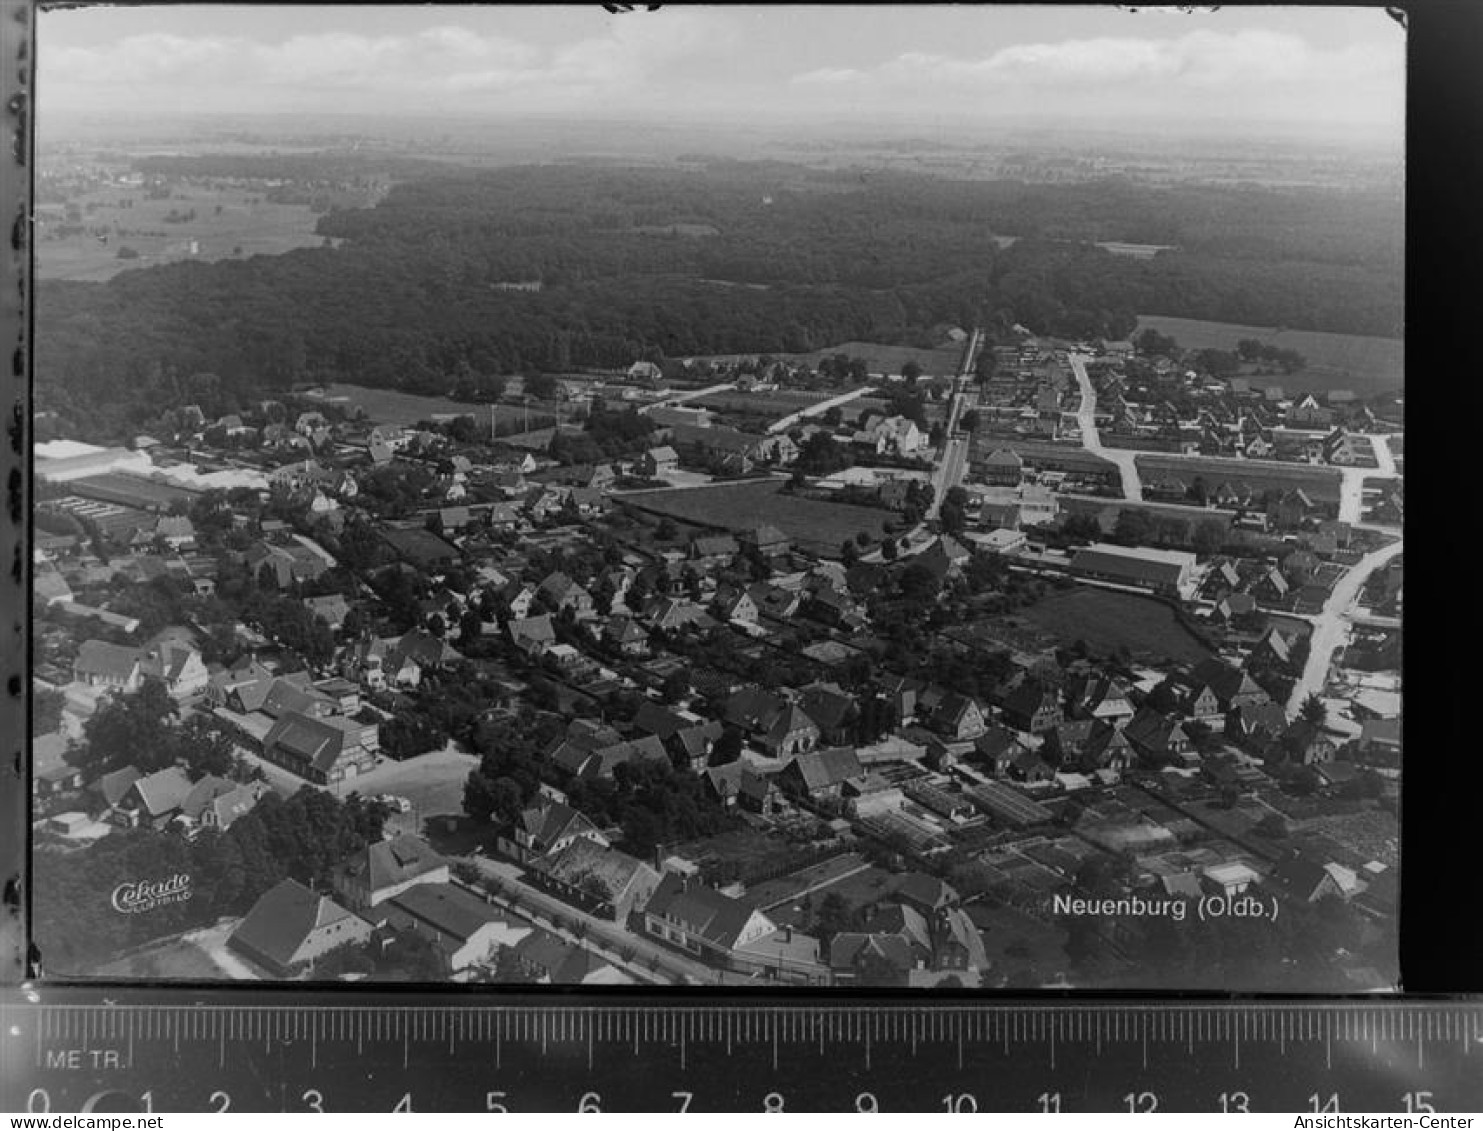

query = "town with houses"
[[31, 327, 1402, 990]]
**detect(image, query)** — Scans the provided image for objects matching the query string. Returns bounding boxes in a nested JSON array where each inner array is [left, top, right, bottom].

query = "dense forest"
[[36, 159, 1402, 439]]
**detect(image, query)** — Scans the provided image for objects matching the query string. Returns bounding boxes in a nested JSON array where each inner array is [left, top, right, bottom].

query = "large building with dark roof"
[[1069, 543, 1196, 596]]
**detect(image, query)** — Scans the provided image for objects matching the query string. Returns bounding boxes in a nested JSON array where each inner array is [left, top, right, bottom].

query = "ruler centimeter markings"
[[4, 995, 1481, 1113]]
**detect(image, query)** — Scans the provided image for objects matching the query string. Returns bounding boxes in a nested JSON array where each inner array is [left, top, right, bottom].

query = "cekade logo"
[[111, 873, 193, 914]]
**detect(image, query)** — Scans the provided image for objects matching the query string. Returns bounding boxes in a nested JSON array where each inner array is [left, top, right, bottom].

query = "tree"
[[840, 540, 860, 566], [660, 669, 690, 705], [32, 688, 65, 737], [522, 373, 561, 402], [1112, 508, 1155, 546], [959, 409, 981, 433], [170, 716, 238, 780], [1299, 694, 1328, 725], [708, 728, 744, 767], [74, 677, 180, 775], [881, 538, 898, 562]]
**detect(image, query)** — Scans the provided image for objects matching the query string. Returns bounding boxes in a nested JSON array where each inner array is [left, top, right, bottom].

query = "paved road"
[[766, 385, 875, 434], [923, 327, 981, 521], [1067, 351, 1144, 501], [639, 382, 735, 414], [1286, 536, 1406, 715], [466, 857, 759, 987]]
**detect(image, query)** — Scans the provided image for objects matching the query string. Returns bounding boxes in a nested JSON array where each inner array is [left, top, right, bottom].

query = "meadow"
[[37, 184, 332, 282], [624, 479, 895, 556], [1019, 587, 1212, 665], [1136, 315, 1404, 395]]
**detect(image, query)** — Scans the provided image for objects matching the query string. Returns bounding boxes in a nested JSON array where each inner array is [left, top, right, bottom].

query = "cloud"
[[790, 28, 1400, 94], [42, 12, 729, 109]]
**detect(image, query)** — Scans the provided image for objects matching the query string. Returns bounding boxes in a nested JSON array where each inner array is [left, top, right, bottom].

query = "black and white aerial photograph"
[[27, 4, 1404, 991]]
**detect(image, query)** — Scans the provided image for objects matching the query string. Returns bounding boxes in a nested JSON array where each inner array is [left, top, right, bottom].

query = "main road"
[[1285, 534, 1405, 716], [925, 327, 982, 520], [766, 385, 877, 435], [1067, 350, 1144, 501], [466, 856, 761, 987]]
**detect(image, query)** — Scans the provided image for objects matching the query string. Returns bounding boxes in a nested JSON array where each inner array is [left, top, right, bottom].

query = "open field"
[[690, 389, 833, 419], [37, 186, 331, 282], [1097, 241, 1176, 259], [307, 382, 562, 430], [1136, 315, 1404, 396], [789, 341, 966, 377], [624, 479, 896, 556], [93, 930, 235, 980], [694, 340, 966, 378], [1018, 587, 1212, 664], [675, 826, 816, 885]]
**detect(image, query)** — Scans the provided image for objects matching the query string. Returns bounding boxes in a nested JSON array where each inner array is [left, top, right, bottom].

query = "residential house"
[[30, 733, 83, 804], [228, 879, 372, 977], [261, 710, 377, 785], [1266, 489, 1316, 531], [998, 679, 1063, 734], [137, 639, 210, 698], [1227, 702, 1290, 750], [668, 720, 725, 773], [981, 448, 1024, 487], [381, 883, 530, 973], [528, 838, 661, 922], [713, 584, 759, 625], [690, 534, 740, 564], [799, 684, 859, 746], [550, 727, 670, 780], [501, 797, 610, 863], [1182, 658, 1272, 713], [601, 614, 650, 657], [746, 582, 801, 621], [174, 777, 263, 837], [642, 874, 775, 965], [971, 726, 1026, 778], [333, 834, 450, 912], [536, 571, 595, 618], [740, 524, 791, 558], [640, 446, 679, 478], [1269, 855, 1348, 904], [1123, 707, 1193, 766], [830, 903, 933, 986], [111, 766, 194, 829], [1063, 671, 1135, 728], [245, 540, 329, 590], [1269, 719, 1337, 766], [930, 693, 987, 741], [73, 640, 143, 693], [777, 746, 863, 804]]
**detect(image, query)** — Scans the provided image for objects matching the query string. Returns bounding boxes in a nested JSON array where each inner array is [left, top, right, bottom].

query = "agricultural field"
[[306, 382, 564, 430], [624, 479, 896, 556], [693, 340, 966, 378], [1136, 315, 1404, 396], [1017, 587, 1212, 665], [789, 340, 967, 378], [690, 389, 833, 419], [36, 185, 333, 282]]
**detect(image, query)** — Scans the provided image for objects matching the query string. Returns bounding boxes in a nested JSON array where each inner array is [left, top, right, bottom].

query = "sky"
[[38, 5, 1406, 139]]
